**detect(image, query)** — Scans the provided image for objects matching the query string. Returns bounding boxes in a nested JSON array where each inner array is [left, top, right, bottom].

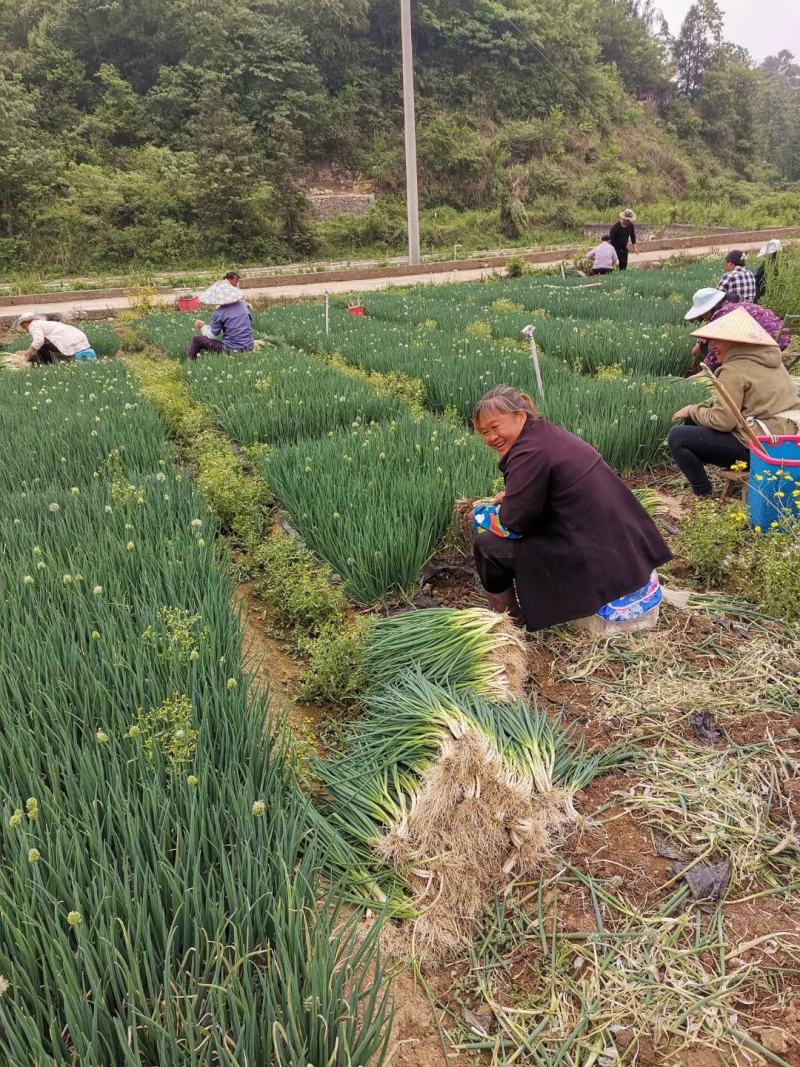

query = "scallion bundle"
[[364, 606, 528, 701]]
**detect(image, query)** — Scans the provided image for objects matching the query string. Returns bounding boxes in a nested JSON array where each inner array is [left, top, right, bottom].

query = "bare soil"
[[233, 495, 800, 1066]]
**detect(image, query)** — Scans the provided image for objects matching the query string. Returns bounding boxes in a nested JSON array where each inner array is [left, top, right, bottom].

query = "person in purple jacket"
[[684, 287, 789, 374], [471, 385, 671, 631], [186, 277, 254, 360]]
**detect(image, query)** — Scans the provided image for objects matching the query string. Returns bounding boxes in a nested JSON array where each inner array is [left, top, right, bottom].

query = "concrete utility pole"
[[400, 0, 421, 266]]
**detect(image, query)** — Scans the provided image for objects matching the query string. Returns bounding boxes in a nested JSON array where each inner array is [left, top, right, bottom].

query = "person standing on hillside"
[[717, 250, 756, 303], [586, 235, 619, 275], [607, 209, 638, 271]]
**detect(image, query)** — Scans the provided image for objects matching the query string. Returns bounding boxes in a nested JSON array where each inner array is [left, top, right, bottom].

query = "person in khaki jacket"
[[668, 307, 800, 496]]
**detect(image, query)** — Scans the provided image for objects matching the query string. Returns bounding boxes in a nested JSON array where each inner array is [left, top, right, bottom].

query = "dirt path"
[[0, 238, 786, 325]]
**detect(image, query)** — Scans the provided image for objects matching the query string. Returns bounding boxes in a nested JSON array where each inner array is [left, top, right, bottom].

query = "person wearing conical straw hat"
[[683, 287, 789, 374], [669, 307, 800, 496], [185, 276, 254, 360]]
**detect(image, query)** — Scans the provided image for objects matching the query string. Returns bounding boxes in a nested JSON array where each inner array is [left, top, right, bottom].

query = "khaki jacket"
[[688, 343, 800, 445]]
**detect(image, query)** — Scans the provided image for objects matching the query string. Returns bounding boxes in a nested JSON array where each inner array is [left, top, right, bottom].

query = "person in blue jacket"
[[186, 277, 254, 360]]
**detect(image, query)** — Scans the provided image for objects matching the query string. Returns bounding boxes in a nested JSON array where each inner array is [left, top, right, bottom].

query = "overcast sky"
[[656, 0, 799, 62]]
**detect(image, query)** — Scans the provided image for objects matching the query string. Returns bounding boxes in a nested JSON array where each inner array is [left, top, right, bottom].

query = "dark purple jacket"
[[498, 418, 671, 630]]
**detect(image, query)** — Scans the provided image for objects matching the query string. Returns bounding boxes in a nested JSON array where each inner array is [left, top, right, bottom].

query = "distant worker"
[[684, 288, 789, 374], [717, 250, 756, 304], [586, 235, 619, 276], [607, 209, 638, 271], [10, 312, 96, 366], [754, 240, 782, 303], [186, 279, 254, 360], [669, 308, 800, 496], [471, 385, 671, 631]]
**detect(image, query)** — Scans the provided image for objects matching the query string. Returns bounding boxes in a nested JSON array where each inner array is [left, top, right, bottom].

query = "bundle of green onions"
[[312, 673, 626, 960], [363, 606, 528, 701], [632, 486, 661, 517]]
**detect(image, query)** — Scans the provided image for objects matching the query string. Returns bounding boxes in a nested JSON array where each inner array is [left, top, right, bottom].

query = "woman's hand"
[[194, 318, 205, 330], [672, 406, 693, 422], [492, 491, 505, 505]]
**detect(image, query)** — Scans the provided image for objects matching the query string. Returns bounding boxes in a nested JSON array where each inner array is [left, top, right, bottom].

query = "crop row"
[[183, 350, 496, 602], [0, 362, 388, 1064]]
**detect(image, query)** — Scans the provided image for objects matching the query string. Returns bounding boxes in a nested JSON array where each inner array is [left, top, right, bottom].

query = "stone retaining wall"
[[308, 194, 375, 220]]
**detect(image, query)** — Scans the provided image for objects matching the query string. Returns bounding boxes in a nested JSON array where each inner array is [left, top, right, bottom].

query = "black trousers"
[[591, 268, 612, 276], [474, 531, 516, 593], [616, 247, 629, 271], [31, 341, 66, 365], [667, 419, 749, 496]]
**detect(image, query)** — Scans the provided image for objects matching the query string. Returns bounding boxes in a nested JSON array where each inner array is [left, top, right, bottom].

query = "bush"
[[299, 617, 370, 706], [735, 526, 800, 622], [678, 500, 800, 621], [506, 256, 533, 278], [252, 532, 348, 640], [765, 247, 800, 321], [676, 499, 750, 587]]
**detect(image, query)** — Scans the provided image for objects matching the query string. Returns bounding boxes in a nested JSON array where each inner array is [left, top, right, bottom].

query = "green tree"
[[0, 74, 61, 240], [673, 0, 723, 98], [694, 51, 759, 171], [595, 0, 672, 101], [757, 52, 800, 180]]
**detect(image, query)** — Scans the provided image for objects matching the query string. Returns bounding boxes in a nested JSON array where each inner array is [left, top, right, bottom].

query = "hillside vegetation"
[[1, 0, 798, 276]]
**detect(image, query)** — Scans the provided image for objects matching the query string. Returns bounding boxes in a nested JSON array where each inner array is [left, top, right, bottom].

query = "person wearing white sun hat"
[[754, 239, 782, 304], [607, 209, 638, 271], [8, 311, 96, 368], [668, 307, 800, 496], [683, 287, 789, 373]]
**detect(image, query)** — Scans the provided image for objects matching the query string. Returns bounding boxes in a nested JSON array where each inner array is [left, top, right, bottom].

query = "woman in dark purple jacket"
[[472, 386, 671, 631]]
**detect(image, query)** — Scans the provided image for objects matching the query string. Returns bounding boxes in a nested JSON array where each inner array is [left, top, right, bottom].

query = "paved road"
[[0, 240, 775, 326]]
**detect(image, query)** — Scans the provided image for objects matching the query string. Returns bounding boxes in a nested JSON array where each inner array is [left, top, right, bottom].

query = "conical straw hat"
[[690, 306, 779, 347]]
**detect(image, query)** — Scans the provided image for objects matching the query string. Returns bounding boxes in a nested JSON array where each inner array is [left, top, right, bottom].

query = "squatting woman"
[[472, 386, 672, 631]]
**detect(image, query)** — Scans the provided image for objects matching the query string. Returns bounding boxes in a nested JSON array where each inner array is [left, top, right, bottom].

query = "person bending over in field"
[[683, 288, 789, 374], [669, 308, 800, 496], [9, 312, 96, 368], [471, 385, 671, 631], [186, 280, 254, 360], [586, 235, 618, 276], [607, 209, 638, 271]]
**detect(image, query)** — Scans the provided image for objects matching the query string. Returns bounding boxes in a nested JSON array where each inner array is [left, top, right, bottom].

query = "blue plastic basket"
[[747, 436, 800, 530]]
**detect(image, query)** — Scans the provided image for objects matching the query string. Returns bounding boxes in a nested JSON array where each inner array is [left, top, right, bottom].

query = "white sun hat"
[[684, 287, 726, 321], [689, 306, 779, 347], [619, 208, 636, 222], [12, 310, 42, 330], [198, 281, 242, 307], [758, 239, 782, 257]]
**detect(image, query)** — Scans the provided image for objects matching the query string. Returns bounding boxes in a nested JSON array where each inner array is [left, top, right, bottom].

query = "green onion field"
[[1, 260, 799, 1065]]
